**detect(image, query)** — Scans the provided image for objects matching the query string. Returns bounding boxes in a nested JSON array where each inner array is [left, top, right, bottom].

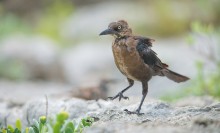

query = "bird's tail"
[[161, 68, 189, 83]]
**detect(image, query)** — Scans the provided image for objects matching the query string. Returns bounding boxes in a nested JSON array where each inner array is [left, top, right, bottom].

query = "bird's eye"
[[118, 26, 122, 30]]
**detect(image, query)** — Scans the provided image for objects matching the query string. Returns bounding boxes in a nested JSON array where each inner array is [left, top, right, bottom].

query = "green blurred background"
[[0, 0, 220, 101]]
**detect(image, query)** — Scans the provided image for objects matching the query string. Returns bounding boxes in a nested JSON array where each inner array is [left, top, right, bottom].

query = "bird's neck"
[[115, 28, 132, 39], [115, 35, 129, 40], [114, 35, 129, 45]]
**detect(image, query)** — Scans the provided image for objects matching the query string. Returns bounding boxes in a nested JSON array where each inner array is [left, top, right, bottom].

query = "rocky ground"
[[1, 95, 220, 133]]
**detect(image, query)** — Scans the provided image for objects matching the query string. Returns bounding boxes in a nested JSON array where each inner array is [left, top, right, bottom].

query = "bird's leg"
[[124, 81, 148, 115], [108, 78, 134, 101]]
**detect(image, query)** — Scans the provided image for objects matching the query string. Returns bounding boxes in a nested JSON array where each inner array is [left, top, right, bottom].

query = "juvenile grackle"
[[99, 20, 189, 115]]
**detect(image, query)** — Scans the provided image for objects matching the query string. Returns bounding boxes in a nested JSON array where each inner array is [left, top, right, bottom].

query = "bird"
[[99, 20, 189, 115]]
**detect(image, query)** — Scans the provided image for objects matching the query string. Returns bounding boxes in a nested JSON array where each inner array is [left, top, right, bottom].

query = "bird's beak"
[[99, 29, 116, 36]]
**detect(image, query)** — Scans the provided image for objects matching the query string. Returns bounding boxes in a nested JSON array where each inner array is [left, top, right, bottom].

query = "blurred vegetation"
[[0, 0, 74, 46], [0, 111, 93, 133], [35, 0, 74, 42], [0, 59, 26, 80], [161, 21, 220, 101], [0, 14, 32, 39], [138, 0, 220, 37]]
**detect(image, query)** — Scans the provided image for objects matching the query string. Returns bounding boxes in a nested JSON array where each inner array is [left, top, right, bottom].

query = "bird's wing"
[[135, 37, 168, 68]]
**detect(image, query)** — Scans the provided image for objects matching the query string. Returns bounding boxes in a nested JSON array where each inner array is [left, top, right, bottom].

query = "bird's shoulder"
[[134, 36, 168, 68], [134, 35, 156, 57], [133, 36, 155, 47], [116, 35, 154, 47]]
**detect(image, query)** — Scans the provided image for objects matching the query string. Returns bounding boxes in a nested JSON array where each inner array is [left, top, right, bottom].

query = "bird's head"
[[99, 20, 132, 38]]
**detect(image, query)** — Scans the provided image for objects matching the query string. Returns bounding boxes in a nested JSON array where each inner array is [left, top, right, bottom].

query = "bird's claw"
[[107, 96, 114, 100], [119, 94, 129, 101], [124, 109, 144, 115], [108, 92, 129, 101]]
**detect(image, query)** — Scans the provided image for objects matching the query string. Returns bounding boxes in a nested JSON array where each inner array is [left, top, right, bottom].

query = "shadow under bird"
[[99, 20, 189, 115]]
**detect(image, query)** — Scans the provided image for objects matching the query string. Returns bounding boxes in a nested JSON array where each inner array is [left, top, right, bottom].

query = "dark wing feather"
[[135, 37, 164, 68]]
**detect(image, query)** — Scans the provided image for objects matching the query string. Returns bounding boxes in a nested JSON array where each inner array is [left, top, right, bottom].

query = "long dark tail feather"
[[161, 69, 189, 83]]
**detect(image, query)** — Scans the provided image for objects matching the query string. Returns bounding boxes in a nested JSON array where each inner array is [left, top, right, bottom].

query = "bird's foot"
[[108, 92, 129, 101], [124, 109, 144, 115]]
